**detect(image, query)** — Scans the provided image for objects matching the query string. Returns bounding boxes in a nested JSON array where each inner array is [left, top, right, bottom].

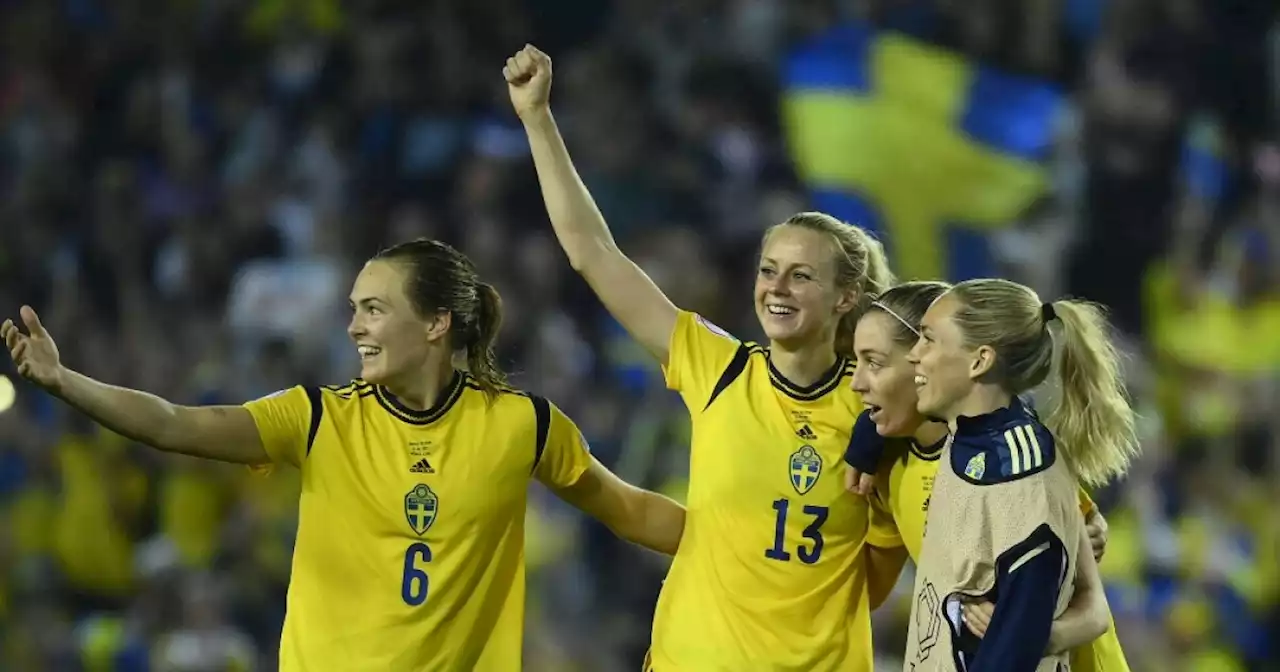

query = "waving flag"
[[783, 24, 1064, 280]]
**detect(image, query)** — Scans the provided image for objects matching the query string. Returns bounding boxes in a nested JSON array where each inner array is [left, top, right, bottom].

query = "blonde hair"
[[763, 212, 896, 356], [947, 279, 1139, 487]]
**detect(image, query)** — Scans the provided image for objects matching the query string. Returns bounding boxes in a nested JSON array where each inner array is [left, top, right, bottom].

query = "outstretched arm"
[[554, 456, 686, 555], [4, 306, 269, 465], [506, 45, 679, 364], [56, 370, 267, 464], [534, 398, 685, 555]]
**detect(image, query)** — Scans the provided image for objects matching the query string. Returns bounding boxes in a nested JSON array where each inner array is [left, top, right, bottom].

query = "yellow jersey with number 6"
[[243, 372, 591, 672], [647, 311, 891, 672]]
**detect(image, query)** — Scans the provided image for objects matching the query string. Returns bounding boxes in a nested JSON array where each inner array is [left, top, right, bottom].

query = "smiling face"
[[754, 225, 855, 349], [346, 260, 447, 386], [850, 311, 927, 437], [908, 292, 982, 421]]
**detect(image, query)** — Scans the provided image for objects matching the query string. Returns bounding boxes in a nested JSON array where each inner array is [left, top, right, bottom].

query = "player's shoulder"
[[319, 378, 377, 402], [741, 340, 770, 362], [458, 376, 562, 431], [681, 310, 742, 344], [949, 397, 1057, 486], [458, 374, 527, 402]]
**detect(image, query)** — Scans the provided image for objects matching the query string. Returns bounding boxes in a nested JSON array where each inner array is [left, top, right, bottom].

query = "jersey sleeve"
[[844, 409, 887, 474], [662, 310, 745, 409], [531, 397, 592, 491], [242, 386, 321, 469], [1077, 487, 1096, 517], [968, 525, 1067, 672]]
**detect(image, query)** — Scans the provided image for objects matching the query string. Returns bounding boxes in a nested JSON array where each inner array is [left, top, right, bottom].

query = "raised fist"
[[504, 44, 552, 120], [2, 306, 64, 392]]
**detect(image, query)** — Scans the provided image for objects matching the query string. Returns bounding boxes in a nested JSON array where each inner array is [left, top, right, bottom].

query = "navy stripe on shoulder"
[[703, 344, 752, 411], [304, 386, 324, 456], [530, 395, 551, 472]]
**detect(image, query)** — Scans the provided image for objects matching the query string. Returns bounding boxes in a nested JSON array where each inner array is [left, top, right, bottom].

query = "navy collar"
[[953, 396, 1034, 434]]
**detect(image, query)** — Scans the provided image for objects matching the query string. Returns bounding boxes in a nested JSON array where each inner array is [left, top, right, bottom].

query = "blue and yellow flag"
[[783, 24, 1063, 280]]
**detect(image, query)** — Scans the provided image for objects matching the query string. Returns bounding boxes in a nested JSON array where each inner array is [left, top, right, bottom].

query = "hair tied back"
[[1041, 302, 1057, 323]]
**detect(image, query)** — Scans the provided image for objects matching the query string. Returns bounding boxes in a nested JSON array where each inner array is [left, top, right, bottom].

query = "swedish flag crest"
[[964, 452, 987, 481], [404, 484, 439, 536], [789, 445, 823, 495]]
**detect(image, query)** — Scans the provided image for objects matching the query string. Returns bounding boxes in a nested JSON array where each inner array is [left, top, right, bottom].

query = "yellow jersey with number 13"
[[647, 311, 891, 672], [243, 372, 591, 672]]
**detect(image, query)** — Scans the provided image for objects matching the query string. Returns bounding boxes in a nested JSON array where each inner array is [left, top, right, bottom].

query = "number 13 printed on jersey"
[[765, 498, 830, 564]]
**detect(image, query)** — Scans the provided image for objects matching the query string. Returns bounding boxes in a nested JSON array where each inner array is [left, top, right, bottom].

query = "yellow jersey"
[[873, 442, 1131, 672], [868, 437, 943, 560], [244, 372, 592, 671], [647, 311, 889, 671]]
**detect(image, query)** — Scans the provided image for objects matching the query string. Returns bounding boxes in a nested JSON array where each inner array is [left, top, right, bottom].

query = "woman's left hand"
[[962, 600, 995, 637]]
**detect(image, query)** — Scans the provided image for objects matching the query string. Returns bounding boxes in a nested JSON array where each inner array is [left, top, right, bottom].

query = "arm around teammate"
[[532, 396, 684, 555]]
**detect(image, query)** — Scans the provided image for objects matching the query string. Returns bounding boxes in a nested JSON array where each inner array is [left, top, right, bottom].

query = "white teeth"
[[767, 305, 796, 315], [914, 375, 927, 385], [358, 346, 381, 357]]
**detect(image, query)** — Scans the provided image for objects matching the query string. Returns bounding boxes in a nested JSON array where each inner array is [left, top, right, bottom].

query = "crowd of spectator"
[[1, 0, 1277, 670]]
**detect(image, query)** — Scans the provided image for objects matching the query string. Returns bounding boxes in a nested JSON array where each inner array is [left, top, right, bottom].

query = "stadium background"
[[0, 0, 1277, 669]]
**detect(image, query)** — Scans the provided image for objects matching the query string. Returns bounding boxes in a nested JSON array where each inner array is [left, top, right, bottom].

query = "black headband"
[[1041, 302, 1057, 323]]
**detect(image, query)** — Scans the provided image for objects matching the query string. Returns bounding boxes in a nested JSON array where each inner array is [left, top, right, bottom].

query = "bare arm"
[[1047, 523, 1111, 653], [54, 368, 269, 465], [507, 46, 679, 364], [866, 544, 910, 610], [4, 305, 268, 465], [553, 456, 685, 555], [963, 522, 1111, 653]]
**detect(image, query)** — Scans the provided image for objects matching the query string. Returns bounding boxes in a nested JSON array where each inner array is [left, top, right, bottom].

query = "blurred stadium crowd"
[[1, 0, 1278, 670]]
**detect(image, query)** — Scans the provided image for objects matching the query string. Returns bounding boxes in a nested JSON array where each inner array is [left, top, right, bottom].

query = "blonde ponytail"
[[851, 226, 895, 298], [1043, 300, 1139, 487], [948, 280, 1139, 487]]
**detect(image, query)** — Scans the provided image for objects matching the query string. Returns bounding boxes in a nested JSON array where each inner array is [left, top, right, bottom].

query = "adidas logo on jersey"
[[409, 458, 435, 474], [796, 424, 817, 440]]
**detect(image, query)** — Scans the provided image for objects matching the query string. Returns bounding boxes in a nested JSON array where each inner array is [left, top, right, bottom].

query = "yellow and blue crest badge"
[[789, 445, 823, 495], [404, 484, 439, 536], [964, 452, 987, 480]]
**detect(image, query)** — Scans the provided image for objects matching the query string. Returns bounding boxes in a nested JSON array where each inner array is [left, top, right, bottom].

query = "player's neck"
[[913, 421, 949, 448], [382, 356, 458, 411], [766, 343, 838, 388], [945, 386, 1013, 433]]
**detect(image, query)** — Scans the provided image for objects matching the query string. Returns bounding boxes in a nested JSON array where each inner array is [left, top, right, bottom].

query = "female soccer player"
[[2, 238, 686, 671], [848, 281, 1131, 670], [507, 45, 897, 670], [899, 278, 1139, 671]]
